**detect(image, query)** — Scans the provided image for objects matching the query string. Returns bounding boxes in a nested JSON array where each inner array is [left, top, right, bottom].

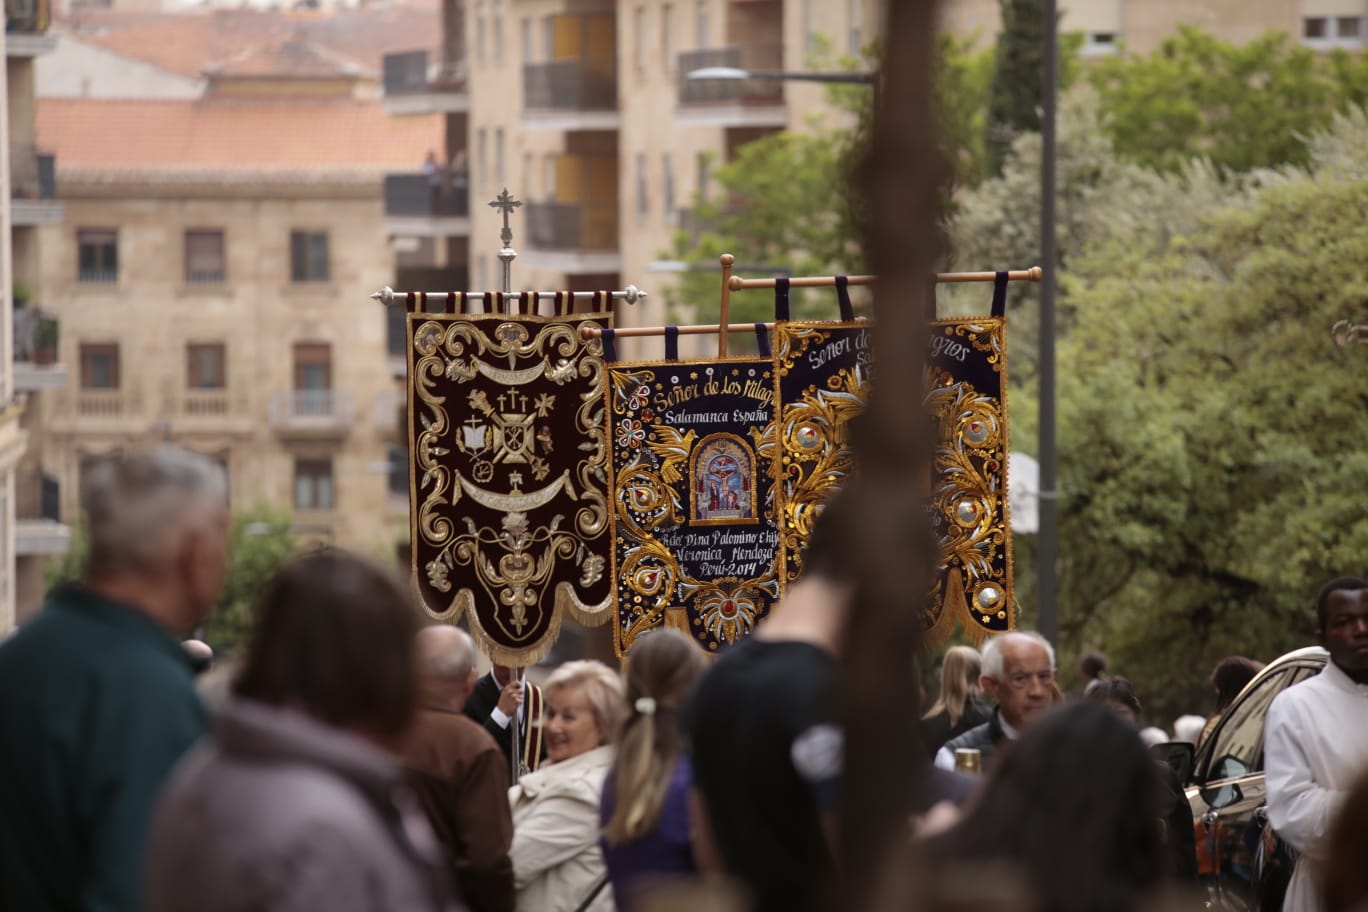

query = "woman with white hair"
[[509, 660, 625, 912]]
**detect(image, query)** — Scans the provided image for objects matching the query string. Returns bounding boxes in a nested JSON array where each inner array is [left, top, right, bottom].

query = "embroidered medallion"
[[607, 360, 780, 655], [408, 310, 614, 665]]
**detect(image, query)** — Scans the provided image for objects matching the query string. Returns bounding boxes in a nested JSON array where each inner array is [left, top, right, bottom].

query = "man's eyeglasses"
[[1005, 669, 1055, 690]]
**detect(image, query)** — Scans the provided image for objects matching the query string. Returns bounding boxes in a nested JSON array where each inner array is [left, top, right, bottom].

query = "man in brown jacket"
[[405, 626, 516, 912]]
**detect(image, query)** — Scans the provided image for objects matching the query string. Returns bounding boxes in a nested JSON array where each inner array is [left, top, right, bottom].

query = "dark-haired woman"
[[600, 629, 722, 909], [145, 550, 453, 912], [928, 703, 1168, 912]]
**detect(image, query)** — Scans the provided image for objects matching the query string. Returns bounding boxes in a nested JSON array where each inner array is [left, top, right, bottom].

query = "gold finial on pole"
[[718, 253, 735, 359]]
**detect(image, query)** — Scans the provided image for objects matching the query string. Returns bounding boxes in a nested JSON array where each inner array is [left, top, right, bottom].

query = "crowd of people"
[[0, 446, 1365, 912]]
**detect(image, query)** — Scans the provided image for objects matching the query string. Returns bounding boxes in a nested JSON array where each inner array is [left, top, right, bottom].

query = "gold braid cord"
[[408, 312, 614, 666]]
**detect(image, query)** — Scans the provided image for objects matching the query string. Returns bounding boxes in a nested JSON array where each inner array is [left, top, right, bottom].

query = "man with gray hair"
[[403, 625, 515, 912], [0, 447, 229, 911], [935, 631, 1057, 772]]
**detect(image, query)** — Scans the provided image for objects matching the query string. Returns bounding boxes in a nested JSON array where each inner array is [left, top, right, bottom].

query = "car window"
[[1203, 669, 1290, 782], [1252, 662, 1325, 771]]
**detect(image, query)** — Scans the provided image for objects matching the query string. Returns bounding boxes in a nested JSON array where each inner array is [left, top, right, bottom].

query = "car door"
[[1191, 667, 1292, 911]]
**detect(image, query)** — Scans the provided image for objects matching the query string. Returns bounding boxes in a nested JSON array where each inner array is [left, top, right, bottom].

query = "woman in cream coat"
[[510, 660, 625, 912]]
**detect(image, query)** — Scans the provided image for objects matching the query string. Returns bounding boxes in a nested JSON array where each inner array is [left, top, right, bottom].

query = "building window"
[[696, 152, 711, 202], [79, 342, 120, 389], [848, 0, 863, 55], [661, 3, 674, 68], [289, 231, 330, 282], [543, 16, 555, 60], [77, 229, 118, 283], [186, 342, 227, 390], [493, 0, 505, 63], [634, 6, 647, 74], [184, 229, 225, 283], [1303, 15, 1365, 47], [293, 342, 332, 391], [636, 153, 649, 223], [495, 128, 506, 186], [521, 17, 534, 62], [475, 2, 486, 63], [1080, 31, 1119, 56], [663, 153, 676, 221], [695, 0, 708, 49], [294, 458, 335, 510]]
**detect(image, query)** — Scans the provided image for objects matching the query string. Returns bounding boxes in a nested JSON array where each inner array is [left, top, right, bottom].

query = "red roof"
[[59, 6, 440, 81], [38, 97, 442, 174]]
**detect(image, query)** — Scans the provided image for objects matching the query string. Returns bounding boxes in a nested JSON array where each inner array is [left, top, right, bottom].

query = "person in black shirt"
[[463, 663, 547, 775], [922, 645, 990, 758], [685, 486, 880, 912]]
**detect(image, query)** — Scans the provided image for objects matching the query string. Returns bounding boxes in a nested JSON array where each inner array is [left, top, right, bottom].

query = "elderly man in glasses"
[[934, 631, 1057, 772]]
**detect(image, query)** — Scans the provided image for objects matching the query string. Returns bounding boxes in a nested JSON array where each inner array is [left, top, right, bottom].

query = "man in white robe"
[[1265, 576, 1368, 912]]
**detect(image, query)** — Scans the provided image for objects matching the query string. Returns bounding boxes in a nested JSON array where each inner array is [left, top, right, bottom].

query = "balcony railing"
[[182, 391, 230, 417], [77, 391, 125, 417], [527, 200, 620, 251], [5, 0, 51, 34], [384, 172, 470, 218], [269, 389, 355, 434], [185, 270, 225, 285], [524, 60, 618, 113], [383, 49, 465, 96], [678, 45, 785, 105], [13, 308, 58, 365], [9, 146, 57, 201]]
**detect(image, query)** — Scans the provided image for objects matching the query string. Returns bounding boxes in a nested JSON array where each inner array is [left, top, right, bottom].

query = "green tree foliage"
[[1090, 27, 1368, 173], [985, 0, 1045, 174], [204, 511, 296, 655], [984, 113, 1368, 722], [46, 509, 296, 656]]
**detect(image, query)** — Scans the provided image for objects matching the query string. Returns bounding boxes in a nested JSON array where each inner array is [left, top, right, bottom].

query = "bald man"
[[403, 626, 514, 912]]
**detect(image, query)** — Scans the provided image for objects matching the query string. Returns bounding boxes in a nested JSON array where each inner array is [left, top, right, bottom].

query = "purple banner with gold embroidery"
[[606, 359, 779, 656], [924, 313, 1014, 645], [771, 321, 872, 587], [408, 308, 614, 665]]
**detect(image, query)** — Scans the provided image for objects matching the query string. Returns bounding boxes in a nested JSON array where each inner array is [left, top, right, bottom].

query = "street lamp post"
[[1038, 0, 1060, 646], [685, 65, 878, 86]]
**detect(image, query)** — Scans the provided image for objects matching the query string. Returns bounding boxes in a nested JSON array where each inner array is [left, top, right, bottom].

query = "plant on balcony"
[[34, 315, 58, 367], [12, 282, 32, 309]]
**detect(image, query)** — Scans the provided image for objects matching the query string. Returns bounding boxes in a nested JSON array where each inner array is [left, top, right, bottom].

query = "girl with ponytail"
[[599, 628, 719, 908]]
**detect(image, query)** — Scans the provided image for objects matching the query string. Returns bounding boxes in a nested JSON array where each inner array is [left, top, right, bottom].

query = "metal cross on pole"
[[489, 188, 522, 298]]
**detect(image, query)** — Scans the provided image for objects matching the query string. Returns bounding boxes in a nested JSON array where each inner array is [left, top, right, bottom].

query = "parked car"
[[1181, 645, 1328, 911]]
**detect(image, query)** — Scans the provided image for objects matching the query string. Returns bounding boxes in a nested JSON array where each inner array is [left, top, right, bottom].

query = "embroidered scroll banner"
[[771, 319, 872, 587], [606, 343, 780, 656], [923, 274, 1014, 645], [408, 294, 615, 665]]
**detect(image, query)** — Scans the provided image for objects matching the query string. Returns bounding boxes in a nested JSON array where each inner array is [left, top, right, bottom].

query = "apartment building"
[[6, 0, 68, 630], [26, 29, 441, 621], [940, 0, 1368, 56]]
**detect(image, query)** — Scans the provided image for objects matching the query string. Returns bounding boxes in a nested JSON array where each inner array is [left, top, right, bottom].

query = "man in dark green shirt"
[[0, 448, 230, 911]]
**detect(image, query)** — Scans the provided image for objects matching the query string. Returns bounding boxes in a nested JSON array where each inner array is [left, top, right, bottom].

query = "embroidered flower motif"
[[627, 384, 651, 411], [501, 511, 529, 536], [580, 553, 606, 587], [616, 418, 646, 449], [426, 556, 451, 592]]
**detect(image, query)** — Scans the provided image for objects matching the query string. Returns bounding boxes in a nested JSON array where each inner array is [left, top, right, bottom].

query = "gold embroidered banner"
[[771, 321, 872, 587], [606, 358, 779, 656], [924, 313, 1014, 645], [408, 308, 614, 665]]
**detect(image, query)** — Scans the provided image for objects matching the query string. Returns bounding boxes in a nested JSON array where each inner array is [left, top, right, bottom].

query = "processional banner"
[[770, 278, 872, 588], [408, 293, 615, 665], [766, 274, 1015, 645], [605, 327, 779, 656], [923, 274, 1014, 645]]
